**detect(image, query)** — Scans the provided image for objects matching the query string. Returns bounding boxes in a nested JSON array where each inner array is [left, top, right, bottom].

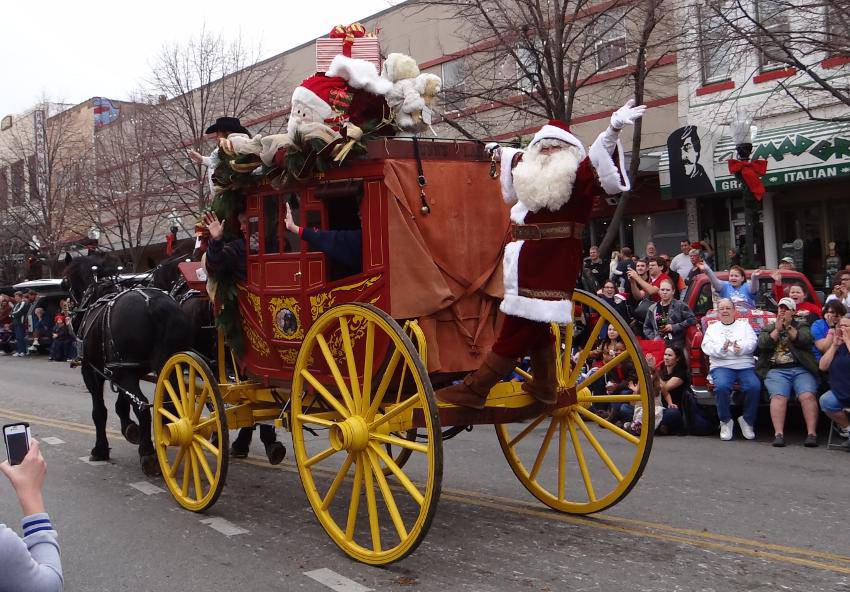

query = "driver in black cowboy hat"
[[187, 116, 252, 197]]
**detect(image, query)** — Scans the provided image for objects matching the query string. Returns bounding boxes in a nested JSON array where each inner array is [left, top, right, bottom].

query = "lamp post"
[[728, 108, 767, 269]]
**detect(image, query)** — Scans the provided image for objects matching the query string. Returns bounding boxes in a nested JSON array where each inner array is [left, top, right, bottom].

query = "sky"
[[1, 0, 398, 117]]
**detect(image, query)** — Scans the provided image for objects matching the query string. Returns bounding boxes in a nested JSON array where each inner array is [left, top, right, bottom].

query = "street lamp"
[[727, 107, 767, 269]]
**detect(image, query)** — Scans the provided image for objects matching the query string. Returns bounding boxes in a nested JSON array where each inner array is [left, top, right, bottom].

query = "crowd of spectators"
[[581, 241, 850, 450], [0, 293, 75, 362]]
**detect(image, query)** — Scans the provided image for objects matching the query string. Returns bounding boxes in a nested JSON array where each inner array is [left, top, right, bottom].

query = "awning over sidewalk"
[[658, 120, 850, 198]]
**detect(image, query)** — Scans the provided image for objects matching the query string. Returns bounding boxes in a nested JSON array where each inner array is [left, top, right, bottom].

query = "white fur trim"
[[529, 125, 586, 160], [502, 240, 523, 299], [588, 128, 630, 194], [499, 147, 521, 205], [500, 294, 573, 324], [509, 201, 529, 224], [291, 86, 333, 119], [327, 55, 393, 95]]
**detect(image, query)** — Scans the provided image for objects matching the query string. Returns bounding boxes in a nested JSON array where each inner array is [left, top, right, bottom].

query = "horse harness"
[[76, 286, 168, 411]]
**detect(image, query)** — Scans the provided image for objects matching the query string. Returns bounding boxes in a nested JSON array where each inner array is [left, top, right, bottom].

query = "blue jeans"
[[710, 366, 761, 425], [13, 323, 26, 355]]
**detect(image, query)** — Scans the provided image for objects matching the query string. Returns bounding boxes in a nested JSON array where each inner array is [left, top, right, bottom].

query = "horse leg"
[[82, 365, 110, 461], [114, 395, 140, 445], [116, 372, 160, 477]]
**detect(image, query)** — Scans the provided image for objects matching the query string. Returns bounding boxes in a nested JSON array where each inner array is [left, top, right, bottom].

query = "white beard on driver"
[[511, 144, 581, 213]]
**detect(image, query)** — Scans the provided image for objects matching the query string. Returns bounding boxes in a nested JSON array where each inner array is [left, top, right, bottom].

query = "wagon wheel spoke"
[[575, 405, 640, 445], [567, 415, 596, 502], [507, 415, 546, 448], [558, 417, 567, 501], [189, 447, 203, 501], [192, 442, 215, 487], [576, 351, 630, 391], [579, 394, 643, 404], [180, 448, 191, 498], [193, 434, 219, 456], [162, 381, 185, 418], [169, 445, 187, 478], [529, 417, 558, 482], [362, 456, 382, 552], [303, 446, 339, 468], [301, 369, 350, 419], [187, 364, 197, 400], [297, 413, 336, 428], [366, 449, 408, 541], [561, 323, 574, 382], [568, 317, 605, 384], [191, 386, 210, 424], [366, 349, 401, 420], [338, 316, 363, 415], [316, 334, 357, 414], [174, 363, 189, 413], [322, 453, 354, 510], [345, 457, 364, 541], [573, 411, 623, 481], [193, 414, 219, 434], [369, 394, 420, 431], [370, 432, 427, 454], [158, 406, 180, 424], [361, 321, 375, 415], [369, 443, 424, 506]]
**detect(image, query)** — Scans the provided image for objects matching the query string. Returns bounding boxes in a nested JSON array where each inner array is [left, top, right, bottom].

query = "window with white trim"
[[515, 41, 543, 92], [594, 10, 628, 72], [756, 0, 791, 70], [441, 58, 467, 108], [698, 5, 733, 84]]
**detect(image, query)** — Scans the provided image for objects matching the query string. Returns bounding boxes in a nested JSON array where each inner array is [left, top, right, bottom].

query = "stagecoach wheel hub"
[[329, 415, 370, 452], [164, 418, 194, 447]]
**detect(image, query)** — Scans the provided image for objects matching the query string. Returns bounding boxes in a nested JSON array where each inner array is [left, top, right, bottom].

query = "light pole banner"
[[33, 109, 48, 201]]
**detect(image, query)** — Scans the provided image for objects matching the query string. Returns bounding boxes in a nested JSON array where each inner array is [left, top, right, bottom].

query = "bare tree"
[[88, 101, 173, 271], [144, 28, 288, 219], [0, 103, 90, 277], [703, 0, 850, 122], [415, 0, 681, 255]]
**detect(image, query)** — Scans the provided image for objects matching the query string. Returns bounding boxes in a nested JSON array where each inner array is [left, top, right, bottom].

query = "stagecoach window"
[[248, 216, 260, 255], [263, 195, 280, 253], [284, 192, 302, 253]]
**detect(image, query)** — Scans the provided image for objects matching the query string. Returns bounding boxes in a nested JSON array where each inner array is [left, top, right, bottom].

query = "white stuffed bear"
[[381, 52, 442, 133]]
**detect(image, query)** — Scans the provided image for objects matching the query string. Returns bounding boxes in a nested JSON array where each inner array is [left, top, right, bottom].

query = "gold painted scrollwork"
[[242, 322, 270, 359], [309, 275, 381, 320]]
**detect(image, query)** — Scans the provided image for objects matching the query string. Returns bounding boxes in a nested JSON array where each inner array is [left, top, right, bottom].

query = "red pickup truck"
[[680, 269, 823, 401]]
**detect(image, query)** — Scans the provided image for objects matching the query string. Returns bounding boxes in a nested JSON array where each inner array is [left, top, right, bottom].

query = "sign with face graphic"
[[667, 126, 716, 198]]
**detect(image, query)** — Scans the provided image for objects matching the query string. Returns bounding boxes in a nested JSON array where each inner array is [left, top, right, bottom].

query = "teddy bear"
[[381, 53, 442, 134]]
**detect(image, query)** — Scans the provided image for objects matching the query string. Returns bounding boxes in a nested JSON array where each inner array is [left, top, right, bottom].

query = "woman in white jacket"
[[701, 299, 761, 441]]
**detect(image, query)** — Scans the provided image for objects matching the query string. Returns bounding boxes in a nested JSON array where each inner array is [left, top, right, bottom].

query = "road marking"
[[41, 437, 65, 445], [78, 456, 109, 466], [199, 517, 248, 537], [304, 568, 372, 592], [129, 481, 165, 495], [5, 406, 850, 574]]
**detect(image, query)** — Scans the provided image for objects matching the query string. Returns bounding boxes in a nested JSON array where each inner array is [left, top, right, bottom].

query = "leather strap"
[[511, 221, 584, 241]]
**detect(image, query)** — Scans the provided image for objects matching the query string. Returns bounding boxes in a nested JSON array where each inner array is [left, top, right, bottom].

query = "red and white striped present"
[[315, 24, 382, 73]]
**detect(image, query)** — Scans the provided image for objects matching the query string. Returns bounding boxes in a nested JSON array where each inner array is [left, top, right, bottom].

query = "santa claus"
[[436, 99, 646, 409]]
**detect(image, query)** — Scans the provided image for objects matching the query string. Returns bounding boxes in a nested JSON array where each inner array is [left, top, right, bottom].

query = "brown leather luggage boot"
[[523, 346, 558, 404], [436, 352, 517, 409]]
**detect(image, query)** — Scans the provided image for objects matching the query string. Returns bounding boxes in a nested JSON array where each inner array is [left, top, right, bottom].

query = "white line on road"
[[129, 481, 165, 495], [304, 568, 373, 592], [199, 517, 249, 537], [78, 456, 109, 466], [41, 437, 65, 445]]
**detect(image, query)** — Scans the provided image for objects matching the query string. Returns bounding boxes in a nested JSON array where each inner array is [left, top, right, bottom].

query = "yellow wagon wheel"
[[496, 290, 653, 514], [153, 351, 229, 512], [291, 303, 442, 565]]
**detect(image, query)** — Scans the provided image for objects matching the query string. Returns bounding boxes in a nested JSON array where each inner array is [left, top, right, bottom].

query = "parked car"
[[11, 278, 71, 353], [681, 269, 822, 404]]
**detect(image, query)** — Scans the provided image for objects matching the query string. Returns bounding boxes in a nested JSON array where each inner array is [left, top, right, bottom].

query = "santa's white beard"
[[512, 146, 580, 212]]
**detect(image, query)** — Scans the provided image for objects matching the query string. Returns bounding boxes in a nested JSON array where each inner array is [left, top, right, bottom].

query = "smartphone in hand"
[[3, 422, 31, 465]]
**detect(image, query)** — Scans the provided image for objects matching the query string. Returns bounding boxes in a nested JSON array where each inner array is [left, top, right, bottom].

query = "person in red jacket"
[[436, 100, 646, 409]]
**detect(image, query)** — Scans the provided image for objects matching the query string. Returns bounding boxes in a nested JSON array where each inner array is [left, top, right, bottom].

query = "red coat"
[[499, 134, 628, 324]]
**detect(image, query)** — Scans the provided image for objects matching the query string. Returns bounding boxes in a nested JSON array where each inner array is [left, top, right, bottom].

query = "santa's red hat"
[[529, 119, 586, 159], [291, 74, 351, 123]]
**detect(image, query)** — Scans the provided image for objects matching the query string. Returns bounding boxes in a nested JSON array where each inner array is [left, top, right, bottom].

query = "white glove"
[[484, 142, 502, 159], [610, 99, 647, 130]]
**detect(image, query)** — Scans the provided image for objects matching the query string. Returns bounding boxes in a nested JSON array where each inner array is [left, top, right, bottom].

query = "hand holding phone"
[[4, 422, 31, 466], [1, 434, 47, 516]]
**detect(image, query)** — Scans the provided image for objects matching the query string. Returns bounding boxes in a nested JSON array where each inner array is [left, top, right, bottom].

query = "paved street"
[[1, 355, 849, 592]]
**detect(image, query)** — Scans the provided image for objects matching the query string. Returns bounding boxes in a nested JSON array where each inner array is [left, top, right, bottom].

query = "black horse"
[[65, 255, 192, 475]]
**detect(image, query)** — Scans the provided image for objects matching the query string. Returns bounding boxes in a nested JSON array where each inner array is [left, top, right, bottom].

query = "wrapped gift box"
[[316, 37, 381, 74]]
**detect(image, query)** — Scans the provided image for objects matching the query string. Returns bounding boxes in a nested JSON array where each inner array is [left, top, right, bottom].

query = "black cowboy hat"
[[205, 116, 250, 136]]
